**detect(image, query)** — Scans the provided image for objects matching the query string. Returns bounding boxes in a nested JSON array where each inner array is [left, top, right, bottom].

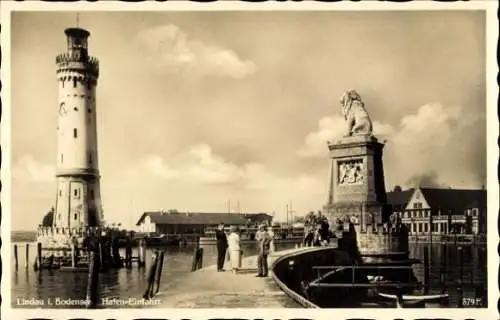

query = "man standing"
[[215, 223, 228, 272], [255, 224, 272, 277]]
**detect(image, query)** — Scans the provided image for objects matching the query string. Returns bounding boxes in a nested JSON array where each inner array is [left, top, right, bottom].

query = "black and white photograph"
[[1, 1, 498, 319]]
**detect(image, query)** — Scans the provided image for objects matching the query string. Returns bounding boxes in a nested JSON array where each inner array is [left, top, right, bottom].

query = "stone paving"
[[155, 248, 303, 308]]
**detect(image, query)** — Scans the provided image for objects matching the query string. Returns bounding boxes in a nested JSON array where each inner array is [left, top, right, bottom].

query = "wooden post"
[[440, 243, 447, 294], [423, 246, 429, 294], [197, 248, 204, 270], [458, 247, 464, 287], [125, 240, 132, 268], [456, 284, 463, 307], [143, 251, 159, 299], [86, 251, 100, 308], [37, 242, 42, 271], [71, 242, 76, 268], [25, 243, 30, 269], [191, 247, 199, 272], [138, 239, 147, 268], [457, 246, 464, 307], [154, 251, 165, 295], [14, 244, 19, 270]]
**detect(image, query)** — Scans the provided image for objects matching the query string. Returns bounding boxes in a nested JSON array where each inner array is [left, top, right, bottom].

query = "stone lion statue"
[[340, 89, 373, 136]]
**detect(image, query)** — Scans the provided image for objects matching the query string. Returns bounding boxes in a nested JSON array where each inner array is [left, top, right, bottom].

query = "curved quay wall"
[[270, 246, 351, 308]]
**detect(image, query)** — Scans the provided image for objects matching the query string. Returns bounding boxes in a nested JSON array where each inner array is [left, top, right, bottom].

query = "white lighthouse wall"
[[57, 75, 97, 171]]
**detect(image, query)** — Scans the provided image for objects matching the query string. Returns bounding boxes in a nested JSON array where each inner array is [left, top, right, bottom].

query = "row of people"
[[215, 223, 273, 277]]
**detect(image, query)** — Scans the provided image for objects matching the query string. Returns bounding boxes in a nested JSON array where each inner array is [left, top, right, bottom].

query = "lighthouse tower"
[[53, 27, 103, 232]]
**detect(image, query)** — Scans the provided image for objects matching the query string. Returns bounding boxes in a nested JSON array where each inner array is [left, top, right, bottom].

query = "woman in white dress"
[[227, 226, 241, 273]]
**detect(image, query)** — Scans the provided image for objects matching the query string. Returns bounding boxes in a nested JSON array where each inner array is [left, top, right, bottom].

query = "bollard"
[[86, 251, 100, 308], [423, 246, 429, 294], [37, 242, 42, 271], [143, 251, 159, 299], [154, 251, 165, 295], [25, 243, 30, 269], [14, 244, 19, 270]]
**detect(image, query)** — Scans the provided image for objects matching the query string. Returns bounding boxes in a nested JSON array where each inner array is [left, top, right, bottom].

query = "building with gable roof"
[[386, 186, 486, 236], [135, 210, 273, 235]]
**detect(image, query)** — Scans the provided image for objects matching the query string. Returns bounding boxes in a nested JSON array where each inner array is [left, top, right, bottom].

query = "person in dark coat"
[[215, 223, 228, 272]]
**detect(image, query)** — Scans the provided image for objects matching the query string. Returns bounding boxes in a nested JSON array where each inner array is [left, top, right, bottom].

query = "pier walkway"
[[155, 248, 304, 308]]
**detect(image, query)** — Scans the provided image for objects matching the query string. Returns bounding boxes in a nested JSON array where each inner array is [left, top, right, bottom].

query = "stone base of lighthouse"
[[37, 171, 103, 254]]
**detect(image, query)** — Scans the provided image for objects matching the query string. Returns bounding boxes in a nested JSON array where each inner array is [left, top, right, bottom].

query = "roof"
[[136, 211, 271, 226], [419, 187, 486, 213], [386, 188, 415, 208], [386, 187, 486, 213]]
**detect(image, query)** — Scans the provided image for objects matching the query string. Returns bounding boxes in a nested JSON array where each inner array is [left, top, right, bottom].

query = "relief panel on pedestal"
[[338, 159, 364, 185]]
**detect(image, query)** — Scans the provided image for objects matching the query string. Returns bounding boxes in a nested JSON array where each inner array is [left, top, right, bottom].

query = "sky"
[[9, 10, 487, 230]]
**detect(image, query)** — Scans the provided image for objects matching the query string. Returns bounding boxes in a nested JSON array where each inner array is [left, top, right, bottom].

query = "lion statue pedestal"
[[323, 89, 407, 258]]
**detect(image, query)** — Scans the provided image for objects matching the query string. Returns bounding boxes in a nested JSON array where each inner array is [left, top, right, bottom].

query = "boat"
[[376, 291, 450, 308]]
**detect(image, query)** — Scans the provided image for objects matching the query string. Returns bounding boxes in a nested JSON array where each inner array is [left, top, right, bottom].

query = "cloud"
[[298, 102, 485, 189], [132, 143, 325, 195], [137, 24, 256, 79], [12, 155, 55, 183], [140, 155, 181, 179], [297, 116, 394, 158], [135, 143, 253, 185]]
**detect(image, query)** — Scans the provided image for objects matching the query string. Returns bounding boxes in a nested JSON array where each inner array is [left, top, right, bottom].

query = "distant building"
[[135, 210, 273, 235], [386, 187, 486, 235]]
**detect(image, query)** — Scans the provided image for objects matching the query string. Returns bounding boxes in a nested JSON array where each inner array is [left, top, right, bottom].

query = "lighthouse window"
[[73, 78, 77, 88], [74, 213, 78, 220], [88, 152, 93, 165], [73, 128, 77, 138], [73, 189, 80, 199], [59, 190, 62, 196], [61, 153, 63, 163]]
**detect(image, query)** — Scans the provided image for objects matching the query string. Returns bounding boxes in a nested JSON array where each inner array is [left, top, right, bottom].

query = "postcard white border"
[[1, 1, 498, 319]]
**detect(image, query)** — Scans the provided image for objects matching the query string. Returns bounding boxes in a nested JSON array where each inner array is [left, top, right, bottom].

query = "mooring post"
[[138, 239, 147, 268], [143, 251, 159, 299], [25, 243, 30, 269], [458, 246, 464, 287], [197, 248, 204, 270], [86, 250, 100, 308], [71, 242, 76, 268], [125, 239, 132, 268], [14, 244, 19, 270], [154, 251, 165, 295], [191, 247, 199, 272], [440, 243, 447, 293], [457, 246, 464, 307], [423, 246, 429, 294], [37, 242, 42, 271]]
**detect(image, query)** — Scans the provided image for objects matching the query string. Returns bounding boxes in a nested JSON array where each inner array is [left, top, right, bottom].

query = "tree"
[[42, 207, 55, 227]]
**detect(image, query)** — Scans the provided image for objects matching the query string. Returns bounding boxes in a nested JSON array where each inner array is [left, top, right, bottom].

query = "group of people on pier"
[[303, 211, 335, 247], [215, 223, 273, 277]]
